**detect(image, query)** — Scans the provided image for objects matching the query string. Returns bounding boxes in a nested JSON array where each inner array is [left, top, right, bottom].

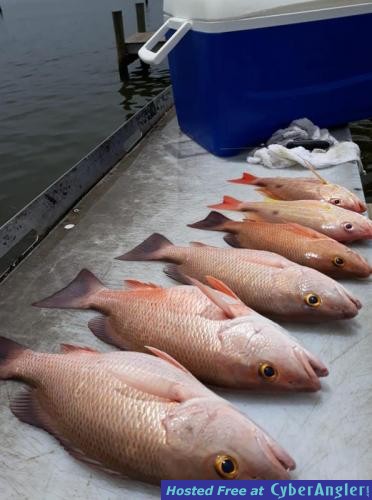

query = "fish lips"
[[322, 285, 362, 320], [252, 431, 296, 479], [355, 200, 368, 213], [340, 291, 362, 318], [292, 347, 328, 392]]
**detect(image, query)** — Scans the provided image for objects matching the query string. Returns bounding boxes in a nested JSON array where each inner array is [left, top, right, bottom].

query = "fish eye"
[[333, 256, 345, 267], [214, 455, 239, 479], [258, 362, 278, 381], [343, 222, 354, 232], [330, 198, 341, 205], [304, 293, 322, 307]]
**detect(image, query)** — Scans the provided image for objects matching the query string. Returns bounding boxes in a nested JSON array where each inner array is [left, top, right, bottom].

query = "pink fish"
[[189, 212, 371, 278], [117, 234, 362, 321], [209, 197, 372, 242], [229, 171, 367, 213], [33, 271, 328, 392], [0, 337, 295, 481]]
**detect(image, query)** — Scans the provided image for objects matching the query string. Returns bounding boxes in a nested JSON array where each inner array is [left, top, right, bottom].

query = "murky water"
[[0, 1, 371, 227], [0, 0, 169, 226]]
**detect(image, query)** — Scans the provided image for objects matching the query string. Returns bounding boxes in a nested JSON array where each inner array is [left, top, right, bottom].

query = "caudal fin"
[[228, 172, 258, 185], [116, 233, 174, 262], [188, 211, 232, 232], [208, 196, 243, 211], [0, 337, 29, 379], [32, 269, 105, 310]]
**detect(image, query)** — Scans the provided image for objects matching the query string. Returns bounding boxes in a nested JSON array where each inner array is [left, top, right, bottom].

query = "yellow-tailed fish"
[[229, 170, 366, 213]]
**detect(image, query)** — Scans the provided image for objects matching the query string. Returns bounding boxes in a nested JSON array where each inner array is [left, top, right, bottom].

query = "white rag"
[[247, 118, 361, 169]]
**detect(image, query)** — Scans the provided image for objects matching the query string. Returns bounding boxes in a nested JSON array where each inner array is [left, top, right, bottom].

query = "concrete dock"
[[0, 108, 371, 498]]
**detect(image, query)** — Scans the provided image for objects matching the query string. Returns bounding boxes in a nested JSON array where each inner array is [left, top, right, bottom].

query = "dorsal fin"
[[60, 344, 99, 354], [190, 242, 209, 248], [124, 279, 162, 290], [145, 346, 191, 375]]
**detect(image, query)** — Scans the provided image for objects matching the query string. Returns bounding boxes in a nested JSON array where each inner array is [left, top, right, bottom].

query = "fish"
[[33, 271, 328, 392], [117, 234, 362, 321], [209, 197, 372, 242], [189, 212, 371, 279], [0, 337, 296, 481], [229, 170, 367, 213]]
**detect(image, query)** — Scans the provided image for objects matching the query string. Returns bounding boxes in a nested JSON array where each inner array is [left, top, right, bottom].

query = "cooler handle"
[[139, 18, 192, 66]]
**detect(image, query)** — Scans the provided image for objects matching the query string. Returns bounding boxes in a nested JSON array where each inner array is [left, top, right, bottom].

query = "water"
[[0, 0, 169, 226], [1, 2, 371, 228]]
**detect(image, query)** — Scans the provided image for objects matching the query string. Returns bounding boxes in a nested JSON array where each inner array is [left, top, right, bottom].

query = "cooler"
[[139, 1, 372, 157]]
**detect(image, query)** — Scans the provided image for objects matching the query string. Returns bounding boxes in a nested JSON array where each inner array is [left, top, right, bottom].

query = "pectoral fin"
[[146, 346, 191, 375], [189, 276, 252, 319]]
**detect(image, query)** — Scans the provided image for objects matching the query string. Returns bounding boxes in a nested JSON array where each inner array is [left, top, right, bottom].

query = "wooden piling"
[[135, 3, 146, 33], [112, 10, 129, 81], [135, 3, 148, 69]]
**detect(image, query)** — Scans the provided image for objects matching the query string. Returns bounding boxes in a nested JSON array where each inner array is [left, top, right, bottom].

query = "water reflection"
[[118, 62, 170, 118]]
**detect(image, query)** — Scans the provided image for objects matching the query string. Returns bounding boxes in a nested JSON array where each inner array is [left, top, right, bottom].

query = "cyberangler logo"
[[271, 482, 370, 500]]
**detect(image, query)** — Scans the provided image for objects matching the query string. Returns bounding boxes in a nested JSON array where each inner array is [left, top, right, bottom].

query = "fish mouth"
[[357, 200, 368, 213], [334, 286, 362, 319], [257, 432, 296, 479], [350, 200, 367, 213], [293, 347, 325, 391], [303, 349, 329, 378], [352, 262, 371, 279], [342, 290, 362, 317]]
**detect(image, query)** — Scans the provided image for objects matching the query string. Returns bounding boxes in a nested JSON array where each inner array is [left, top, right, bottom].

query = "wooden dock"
[[112, 4, 165, 81], [125, 31, 159, 56]]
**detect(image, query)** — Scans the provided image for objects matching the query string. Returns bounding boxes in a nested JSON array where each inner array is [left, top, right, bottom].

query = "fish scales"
[[34, 270, 329, 391], [14, 350, 173, 483], [229, 172, 366, 212], [94, 289, 224, 381], [209, 198, 372, 242], [189, 214, 371, 278], [117, 234, 362, 321], [0, 338, 297, 481], [167, 246, 297, 308]]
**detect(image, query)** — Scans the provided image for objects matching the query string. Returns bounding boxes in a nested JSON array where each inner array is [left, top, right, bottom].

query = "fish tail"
[[188, 211, 233, 232], [116, 233, 175, 262], [208, 196, 243, 211], [32, 269, 105, 310], [228, 172, 258, 185], [0, 336, 30, 380]]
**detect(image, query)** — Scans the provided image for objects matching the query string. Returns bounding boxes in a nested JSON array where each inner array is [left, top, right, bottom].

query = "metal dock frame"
[[0, 86, 174, 280]]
